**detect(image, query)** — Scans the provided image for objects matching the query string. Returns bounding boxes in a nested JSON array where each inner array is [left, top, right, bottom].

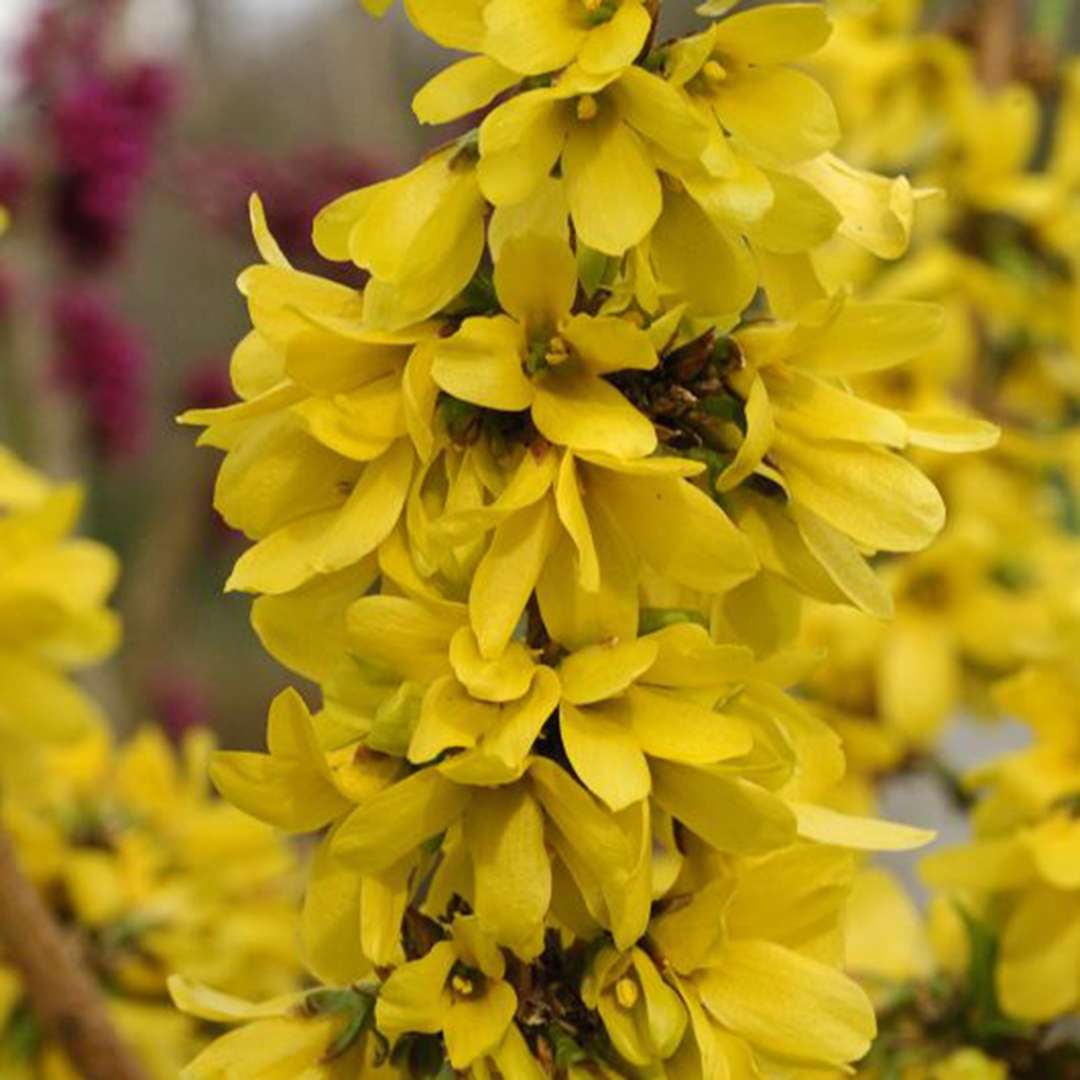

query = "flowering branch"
[[0, 824, 149, 1080]]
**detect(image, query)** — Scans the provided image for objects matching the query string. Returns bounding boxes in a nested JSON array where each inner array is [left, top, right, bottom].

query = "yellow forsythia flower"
[[1, 726, 302, 1077], [0, 448, 119, 745]]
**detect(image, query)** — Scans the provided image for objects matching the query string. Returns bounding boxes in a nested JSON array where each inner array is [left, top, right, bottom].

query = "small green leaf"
[[577, 244, 614, 299]]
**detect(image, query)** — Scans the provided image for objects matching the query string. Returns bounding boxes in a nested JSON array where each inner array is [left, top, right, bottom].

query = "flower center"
[[576, 94, 600, 121], [526, 335, 572, 376], [615, 976, 640, 1009], [702, 59, 728, 84]]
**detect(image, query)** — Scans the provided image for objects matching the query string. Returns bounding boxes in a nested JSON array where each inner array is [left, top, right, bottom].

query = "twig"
[[975, 0, 1023, 90], [0, 824, 149, 1080]]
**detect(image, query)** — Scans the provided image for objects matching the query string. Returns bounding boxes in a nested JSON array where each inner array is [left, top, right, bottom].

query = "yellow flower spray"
[[0, 453, 302, 1079], [173, 1, 1020, 1076]]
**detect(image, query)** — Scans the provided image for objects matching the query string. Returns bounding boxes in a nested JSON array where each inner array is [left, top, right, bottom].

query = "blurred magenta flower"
[[149, 671, 213, 743], [181, 145, 392, 278], [0, 154, 29, 214], [51, 289, 148, 460], [19, 1, 178, 268], [182, 355, 233, 412], [50, 64, 178, 266]]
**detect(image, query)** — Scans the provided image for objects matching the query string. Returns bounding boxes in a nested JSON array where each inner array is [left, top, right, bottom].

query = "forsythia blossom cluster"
[[1, 726, 301, 1078], [172, 1, 1006, 1076], [0, 448, 118, 746], [784, 1, 1080, 1074], [0, 451, 302, 1077]]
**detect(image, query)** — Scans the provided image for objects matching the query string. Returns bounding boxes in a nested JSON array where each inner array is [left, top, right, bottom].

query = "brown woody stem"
[[0, 824, 149, 1080], [976, 0, 1022, 90]]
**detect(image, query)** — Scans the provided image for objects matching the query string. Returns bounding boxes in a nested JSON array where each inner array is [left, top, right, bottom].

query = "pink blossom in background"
[[50, 63, 178, 266], [181, 146, 393, 280], [182, 356, 233, 412], [149, 671, 212, 743], [51, 289, 148, 460], [0, 155, 29, 215], [18, 1, 178, 268]]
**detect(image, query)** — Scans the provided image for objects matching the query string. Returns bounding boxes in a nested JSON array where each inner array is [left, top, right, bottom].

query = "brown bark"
[[976, 0, 1023, 90], [0, 825, 149, 1080]]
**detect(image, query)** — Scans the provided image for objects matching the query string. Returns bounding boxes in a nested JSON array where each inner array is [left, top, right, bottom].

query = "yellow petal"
[[376, 941, 456, 1038], [301, 829, 370, 984], [432, 316, 533, 411], [464, 786, 551, 955], [921, 837, 1032, 892], [745, 169, 841, 253], [716, 374, 773, 492], [483, 0, 586, 75], [771, 371, 908, 448], [489, 176, 570, 260], [470, 496, 559, 659], [1026, 817, 1080, 890], [181, 1015, 351, 1078], [445, 666, 561, 781], [410, 676, 507, 763], [449, 626, 536, 703], [794, 300, 945, 376], [313, 184, 385, 262], [579, 2, 650, 74], [711, 68, 838, 165], [227, 439, 413, 594], [899, 412, 1000, 452], [710, 2, 831, 64], [696, 940, 875, 1066], [632, 947, 690, 1058], [443, 983, 518, 1069], [791, 504, 894, 619], [772, 431, 944, 553], [290, 372, 406, 461], [877, 615, 957, 745], [558, 314, 658, 376], [651, 761, 796, 854], [561, 700, 651, 812], [643, 622, 754, 688], [0, 651, 103, 743], [248, 193, 290, 268], [625, 686, 752, 764], [532, 369, 657, 458], [559, 637, 658, 705], [436, 445, 558, 544], [563, 111, 661, 256], [727, 845, 855, 957], [610, 64, 712, 165], [537, 501, 640, 651], [167, 976, 302, 1023], [362, 856, 413, 967], [405, 0, 486, 50], [529, 757, 642, 943], [210, 689, 351, 832], [347, 594, 460, 683], [403, 341, 440, 462], [554, 451, 599, 590], [413, 56, 520, 125], [795, 154, 916, 260], [494, 234, 577, 334], [333, 769, 471, 873], [791, 801, 935, 851], [594, 471, 758, 593], [998, 890, 1080, 1021], [478, 90, 568, 206]]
